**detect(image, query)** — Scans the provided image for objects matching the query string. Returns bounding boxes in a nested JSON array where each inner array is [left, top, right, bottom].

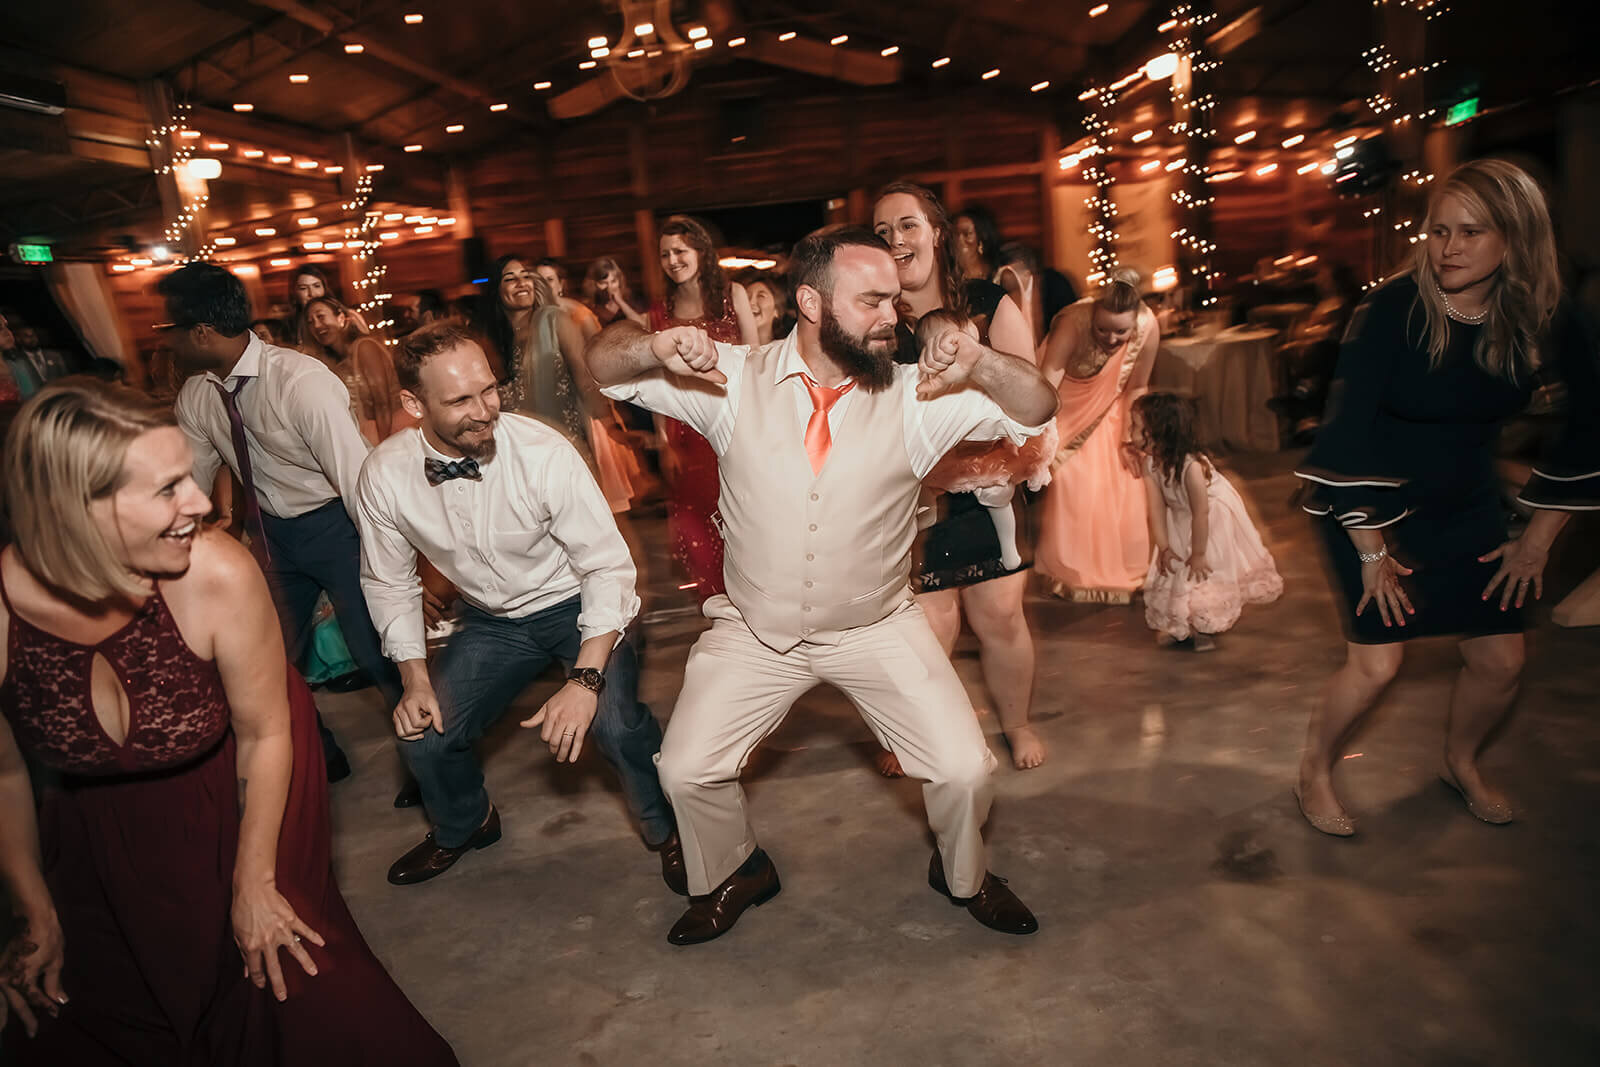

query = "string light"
[[1164, 3, 1223, 305]]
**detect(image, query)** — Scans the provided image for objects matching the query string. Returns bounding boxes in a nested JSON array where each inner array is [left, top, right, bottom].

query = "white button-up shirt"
[[601, 331, 1047, 478], [355, 413, 640, 664], [175, 333, 370, 519]]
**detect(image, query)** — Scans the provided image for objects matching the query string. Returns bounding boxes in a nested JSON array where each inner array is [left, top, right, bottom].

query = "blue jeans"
[[261, 500, 403, 709], [402, 595, 674, 849]]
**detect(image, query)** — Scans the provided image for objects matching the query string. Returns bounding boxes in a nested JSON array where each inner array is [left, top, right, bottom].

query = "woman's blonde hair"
[[1410, 158, 1560, 378], [2, 379, 178, 602]]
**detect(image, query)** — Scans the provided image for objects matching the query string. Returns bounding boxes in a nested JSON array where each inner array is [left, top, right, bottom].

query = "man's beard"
[[819, 303, 897, 392], [443, 413, 499, 461]]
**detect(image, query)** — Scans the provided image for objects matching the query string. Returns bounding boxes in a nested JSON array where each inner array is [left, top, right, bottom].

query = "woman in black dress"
[[872, 182, 1047, 770], [1294, 159, 1598, 836]]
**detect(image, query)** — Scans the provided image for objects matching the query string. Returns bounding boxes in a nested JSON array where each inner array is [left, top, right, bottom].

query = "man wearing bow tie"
[[354, 322, 681, 891]]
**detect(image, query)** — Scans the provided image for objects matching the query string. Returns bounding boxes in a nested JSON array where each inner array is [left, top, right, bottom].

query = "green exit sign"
[[1445, 97, 1479, 125], [11, 243, 53, 263]]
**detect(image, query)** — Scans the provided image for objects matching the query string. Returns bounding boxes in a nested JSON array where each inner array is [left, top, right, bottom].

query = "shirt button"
[[464, 520, 472, 529], [805, 580, 814, 588], [801, 627, 812, 636], [803, 605, 812, 612], [808, 524, 817, 532], [806, 553, 815, 561], [810, 492, 819, 501]]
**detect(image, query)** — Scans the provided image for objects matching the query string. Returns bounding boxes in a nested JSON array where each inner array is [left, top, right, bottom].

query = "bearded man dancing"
[[587, 226, 1058, 944]]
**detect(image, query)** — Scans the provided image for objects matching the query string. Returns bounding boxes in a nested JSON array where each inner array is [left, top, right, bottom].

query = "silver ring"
[[293, 935, 301, 943]]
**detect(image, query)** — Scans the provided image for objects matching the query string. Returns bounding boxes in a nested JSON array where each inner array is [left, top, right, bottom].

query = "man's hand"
[[916, 325, 985, 400], [650, 326, 726, 384], [520, 682, 599, 763], [421, 586, 450, 629], [394, 680, 443, 740]]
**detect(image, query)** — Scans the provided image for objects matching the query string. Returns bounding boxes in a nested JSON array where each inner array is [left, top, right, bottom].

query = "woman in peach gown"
[[1035, 274, 1160, 602]]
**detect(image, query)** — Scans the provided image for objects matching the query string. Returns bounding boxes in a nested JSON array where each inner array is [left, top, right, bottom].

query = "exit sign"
[[11, 243, 53, 264], [1445, 97, 1479, 125]]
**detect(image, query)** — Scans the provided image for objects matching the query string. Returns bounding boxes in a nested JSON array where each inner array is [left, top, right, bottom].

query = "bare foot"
[[1293, 769, 1355, 837], [1004, 725, 1047, 770], [875, 749, 905, 778]]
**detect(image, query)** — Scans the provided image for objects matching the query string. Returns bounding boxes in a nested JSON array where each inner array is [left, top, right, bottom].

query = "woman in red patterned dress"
[[646, 216, 759, 601], [0, 381, 455, 1065]]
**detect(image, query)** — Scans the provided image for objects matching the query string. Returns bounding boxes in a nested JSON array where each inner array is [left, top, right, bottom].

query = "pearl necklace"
[[1436, 280, 1489, 324]]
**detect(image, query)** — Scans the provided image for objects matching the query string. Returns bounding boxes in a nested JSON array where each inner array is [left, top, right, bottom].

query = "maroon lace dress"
[[0, 575, 457, 1066], [649, 300, 739, 602]]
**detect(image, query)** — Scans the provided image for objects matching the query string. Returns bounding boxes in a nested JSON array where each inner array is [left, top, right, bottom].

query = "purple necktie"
[[212, 377, 271, 567]]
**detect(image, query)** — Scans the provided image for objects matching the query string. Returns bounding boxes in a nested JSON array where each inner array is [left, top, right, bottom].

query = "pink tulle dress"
[[1142, 456, 1283, 639]]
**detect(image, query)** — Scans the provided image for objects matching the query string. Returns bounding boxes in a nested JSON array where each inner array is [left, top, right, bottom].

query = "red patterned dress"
[[649, 301, 738, 602], [0, 573, 457, 1066]]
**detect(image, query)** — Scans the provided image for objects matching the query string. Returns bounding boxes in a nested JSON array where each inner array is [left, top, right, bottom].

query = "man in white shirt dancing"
[[164, 263, 399, 781], [356, 322, 681, 890], [588, 225, 1058, 944]]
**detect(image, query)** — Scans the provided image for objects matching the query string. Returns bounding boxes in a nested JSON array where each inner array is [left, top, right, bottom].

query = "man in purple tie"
[[162, 262, 399, 781]]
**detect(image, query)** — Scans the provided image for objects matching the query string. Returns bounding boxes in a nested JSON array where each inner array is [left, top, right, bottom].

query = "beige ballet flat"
[[1293, 786, 1356, 838], [1438, 771, 1514, 825]]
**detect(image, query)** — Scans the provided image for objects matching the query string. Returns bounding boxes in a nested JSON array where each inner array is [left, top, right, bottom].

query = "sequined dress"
[[649, 300, 736, 601]]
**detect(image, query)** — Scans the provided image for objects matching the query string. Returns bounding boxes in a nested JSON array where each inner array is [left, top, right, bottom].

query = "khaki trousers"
[[656, 597, 997, 897]]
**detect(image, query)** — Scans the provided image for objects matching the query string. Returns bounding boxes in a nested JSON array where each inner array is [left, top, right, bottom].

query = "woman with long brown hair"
[[646, 216, 759, 601], [0, 380, 455, 1062], [301, 296, 407, 445], [872, 181, 1048, 770], [1294, 158, 1598, 837]]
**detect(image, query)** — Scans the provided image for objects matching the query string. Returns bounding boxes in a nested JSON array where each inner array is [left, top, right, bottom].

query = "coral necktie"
[[801, 373, 855, 475]]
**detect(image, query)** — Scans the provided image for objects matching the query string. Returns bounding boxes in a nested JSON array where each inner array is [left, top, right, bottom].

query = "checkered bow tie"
[[424, 457, 483, 485]]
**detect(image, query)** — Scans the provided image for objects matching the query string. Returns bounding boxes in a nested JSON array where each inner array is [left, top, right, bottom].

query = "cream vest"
[[718, 344, 921, 653]]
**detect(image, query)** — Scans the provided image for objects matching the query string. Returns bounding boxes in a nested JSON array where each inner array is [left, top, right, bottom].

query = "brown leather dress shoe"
[[387, 806, 501, 886], [652, 832, 689, 896], [928, 850, 1039, 935], [667, 848, 781, 945]]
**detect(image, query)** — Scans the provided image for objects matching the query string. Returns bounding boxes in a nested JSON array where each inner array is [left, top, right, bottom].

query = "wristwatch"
[[568, 667, 607, 695]]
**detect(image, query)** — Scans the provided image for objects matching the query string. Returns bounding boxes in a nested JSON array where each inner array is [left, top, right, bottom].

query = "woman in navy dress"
[[1294, 159, 1598, 836], [0, 381, 456, 1064]]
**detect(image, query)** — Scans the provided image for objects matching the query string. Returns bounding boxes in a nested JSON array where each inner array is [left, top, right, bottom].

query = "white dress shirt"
[[356, 413, 640, 664], [601, 331, 1047, 479], [175, 333, 370, 519]]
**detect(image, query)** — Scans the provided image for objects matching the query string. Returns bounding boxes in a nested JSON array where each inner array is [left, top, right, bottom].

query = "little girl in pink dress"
[[1133, 392, 1282, 650]]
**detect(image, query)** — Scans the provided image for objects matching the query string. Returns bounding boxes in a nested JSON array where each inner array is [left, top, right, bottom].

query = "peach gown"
[[1034, 300, 1159, 601]]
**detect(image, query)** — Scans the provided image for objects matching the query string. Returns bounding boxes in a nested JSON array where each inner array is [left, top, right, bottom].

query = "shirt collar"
[[222, 332, 265, 382], [773, 331, 854, 389]]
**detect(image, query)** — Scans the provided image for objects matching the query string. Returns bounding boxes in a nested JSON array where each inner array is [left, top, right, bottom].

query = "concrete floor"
[[319, 452, 1600, 1067]]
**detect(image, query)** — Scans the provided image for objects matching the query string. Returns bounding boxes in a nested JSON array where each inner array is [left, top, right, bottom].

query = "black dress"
[[897, 279, 1034, 591], [1297, 275, 1600, 644]]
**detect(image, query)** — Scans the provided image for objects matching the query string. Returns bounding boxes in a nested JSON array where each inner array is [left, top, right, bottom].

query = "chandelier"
[[604, 0, 695, 102]]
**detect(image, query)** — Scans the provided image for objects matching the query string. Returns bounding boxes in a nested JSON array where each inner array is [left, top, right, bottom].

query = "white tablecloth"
[[1153, 327, 1280, 452]]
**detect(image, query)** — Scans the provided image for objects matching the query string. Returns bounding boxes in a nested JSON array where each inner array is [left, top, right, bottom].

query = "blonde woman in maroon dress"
[[0, 381, 454, 1064]]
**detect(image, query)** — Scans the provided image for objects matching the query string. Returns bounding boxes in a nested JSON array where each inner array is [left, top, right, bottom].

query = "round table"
[[1153, 327, 1281, 452]]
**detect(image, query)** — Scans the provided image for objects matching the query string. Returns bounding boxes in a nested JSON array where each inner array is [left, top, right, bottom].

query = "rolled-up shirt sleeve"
[[599, 341, 746, 454], [355, 459, 428, 663], [904, 372, 1051, 481], [1294, 291, 1410, 529], [538, 442, 641, 645], [1519, 302, 1600, 512], [175, 379, 225, 497]]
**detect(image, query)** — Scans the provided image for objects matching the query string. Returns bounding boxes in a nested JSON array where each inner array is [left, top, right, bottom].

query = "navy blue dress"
[[1297, 274, 1600, 643]]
